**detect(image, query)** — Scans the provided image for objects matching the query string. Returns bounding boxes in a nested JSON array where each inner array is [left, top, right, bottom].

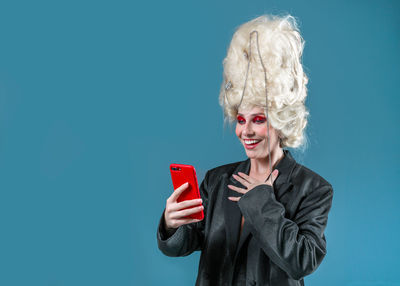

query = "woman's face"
[[235, 106, 281, 160]]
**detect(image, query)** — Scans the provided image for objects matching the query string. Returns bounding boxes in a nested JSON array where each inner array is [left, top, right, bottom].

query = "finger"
[[167, 218, 202, 229], [237, 172, 257, 184], [228, 184, 246, 194], [171, 205, 204, 219], [169, 182, 189, 202], [173, 198, 203, 211], [179, 218, 202, 224], [232, 173, 250, 186], [228, 196, 240, 202], [166, 198, 202, 216], [170, 205, 204, 219]]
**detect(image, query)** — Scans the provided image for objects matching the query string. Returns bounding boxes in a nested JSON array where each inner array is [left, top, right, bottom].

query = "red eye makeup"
[[252, 115, 266, 124], [237, 115, 266, 124], [237, 115, 246, 124]]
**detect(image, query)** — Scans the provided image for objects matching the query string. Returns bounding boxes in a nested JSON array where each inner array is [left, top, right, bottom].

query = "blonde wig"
[[219, 15, 309, 149]]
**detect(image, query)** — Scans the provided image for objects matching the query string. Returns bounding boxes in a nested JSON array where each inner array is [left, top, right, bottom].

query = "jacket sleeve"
[[156, 171, 210, 257], [237, 182, 333, 280]]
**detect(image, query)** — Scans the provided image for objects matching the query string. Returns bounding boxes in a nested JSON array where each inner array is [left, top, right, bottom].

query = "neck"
[[250, 147, 284, 176]]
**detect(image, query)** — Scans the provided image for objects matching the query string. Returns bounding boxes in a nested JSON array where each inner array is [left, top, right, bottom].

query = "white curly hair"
[[219, 14, 309, 149]]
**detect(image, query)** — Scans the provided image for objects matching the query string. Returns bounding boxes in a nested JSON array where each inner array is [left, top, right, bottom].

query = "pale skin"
[[164, 182, 203, 229], [164, 106, 284, 231]]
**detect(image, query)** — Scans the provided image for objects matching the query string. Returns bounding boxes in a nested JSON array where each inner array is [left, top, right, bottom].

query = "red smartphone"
[[170, 163, 204, 220]]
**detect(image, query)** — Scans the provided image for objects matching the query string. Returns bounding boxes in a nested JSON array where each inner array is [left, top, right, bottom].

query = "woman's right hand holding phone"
[[164, 182, 204, 231]]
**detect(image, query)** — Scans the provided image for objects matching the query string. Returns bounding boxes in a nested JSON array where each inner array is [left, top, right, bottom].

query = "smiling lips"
[[243, 139, 262, 149]]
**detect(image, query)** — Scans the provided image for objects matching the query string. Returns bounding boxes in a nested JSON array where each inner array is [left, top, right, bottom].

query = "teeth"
[[244, 139, 260, 144]]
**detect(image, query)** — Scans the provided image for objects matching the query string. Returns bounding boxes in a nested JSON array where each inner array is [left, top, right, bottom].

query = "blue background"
[[0, 0, 399, 285]]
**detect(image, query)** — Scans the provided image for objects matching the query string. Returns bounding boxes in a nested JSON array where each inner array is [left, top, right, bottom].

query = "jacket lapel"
[[272, 149, 296, 195], [234, 218, 251, 261], [223, 159, 251, 261]]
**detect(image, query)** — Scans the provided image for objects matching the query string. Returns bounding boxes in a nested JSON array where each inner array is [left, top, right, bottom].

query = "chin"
[[244, 150, 265, 159]]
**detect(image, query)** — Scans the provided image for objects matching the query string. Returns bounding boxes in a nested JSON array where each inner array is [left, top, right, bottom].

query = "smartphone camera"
[[171, 167, 182, 171]]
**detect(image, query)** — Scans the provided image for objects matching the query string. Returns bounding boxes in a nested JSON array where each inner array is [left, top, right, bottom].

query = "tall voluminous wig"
[[220, 15, 309, 149]]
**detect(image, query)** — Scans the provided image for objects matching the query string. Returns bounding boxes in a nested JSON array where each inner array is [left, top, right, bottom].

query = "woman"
[[157, 15, 333, 286]]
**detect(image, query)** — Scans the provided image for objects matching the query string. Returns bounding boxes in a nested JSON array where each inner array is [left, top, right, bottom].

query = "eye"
[[252, 116, 266, 124], [237, 116, 246, 125]]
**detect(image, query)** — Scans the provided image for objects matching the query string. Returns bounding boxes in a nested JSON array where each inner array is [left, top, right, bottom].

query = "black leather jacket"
[[157, 149, 333, 285]]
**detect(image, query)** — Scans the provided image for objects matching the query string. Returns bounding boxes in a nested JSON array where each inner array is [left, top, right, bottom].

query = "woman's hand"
[[228, 169, 279, 202], [164, 182, 204, 230]]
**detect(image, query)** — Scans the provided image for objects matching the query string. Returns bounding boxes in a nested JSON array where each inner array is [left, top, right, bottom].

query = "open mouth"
[[243, 139, 261, 149]]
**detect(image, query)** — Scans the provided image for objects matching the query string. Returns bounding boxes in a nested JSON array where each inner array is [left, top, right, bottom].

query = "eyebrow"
[[237, 113, 266, 116]]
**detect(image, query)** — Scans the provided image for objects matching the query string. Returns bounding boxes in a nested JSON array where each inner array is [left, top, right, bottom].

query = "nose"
[[243, 121, 255, 137]]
